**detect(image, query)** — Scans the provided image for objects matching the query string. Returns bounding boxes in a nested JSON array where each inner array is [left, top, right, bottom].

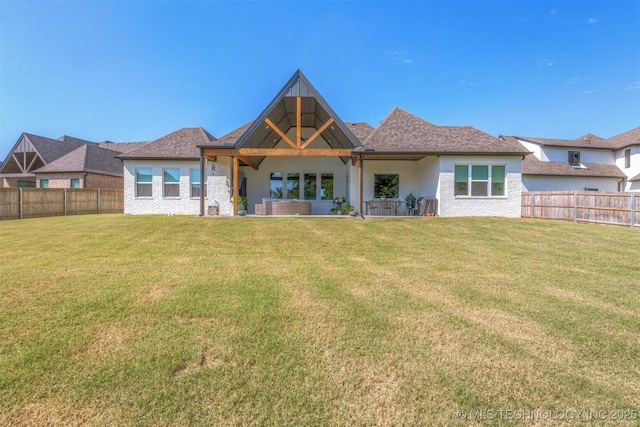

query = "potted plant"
[[342, 204, 354, 215], [237, 196, 248, 216]]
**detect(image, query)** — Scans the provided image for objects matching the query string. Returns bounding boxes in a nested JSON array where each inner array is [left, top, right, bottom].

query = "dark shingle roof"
[[521, 154, 626, 178], [118, 128, 217, 160], [358, 107, 528, 154], [24, 133, 88, 163], [34, 144, 124, 176], [606, 127, 640, 150], [97, 141, 151, 153]]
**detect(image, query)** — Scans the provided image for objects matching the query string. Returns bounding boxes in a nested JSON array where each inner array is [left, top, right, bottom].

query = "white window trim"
[[135, 168, 153, 198], [454, 164, 507, 198], [163, 168, 181, 199]]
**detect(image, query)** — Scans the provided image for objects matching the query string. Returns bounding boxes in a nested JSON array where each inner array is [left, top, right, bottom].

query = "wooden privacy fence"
[[522, 191, 638, 228], [0, 188, 123, 220]]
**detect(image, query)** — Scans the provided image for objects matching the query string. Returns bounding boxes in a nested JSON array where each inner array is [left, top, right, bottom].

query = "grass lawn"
[[0, 215, 639, 426]]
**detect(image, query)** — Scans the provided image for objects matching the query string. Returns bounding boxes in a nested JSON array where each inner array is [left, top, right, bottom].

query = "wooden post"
[[358, 155, 363, 217], [232, 156, 238, 216], [631, 193, 636, 229], [199, 150, 205, 216], [97, 189, 101, 214], [64, 188, 67, 216], [573, 191, 578, 223], [19, 188, 23, 220], [296, 96, 301, 148]]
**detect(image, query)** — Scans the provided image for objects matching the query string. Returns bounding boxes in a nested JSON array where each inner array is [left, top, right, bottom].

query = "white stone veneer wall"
[[123, 160, 204, 215], [438, 156, 522, 218]]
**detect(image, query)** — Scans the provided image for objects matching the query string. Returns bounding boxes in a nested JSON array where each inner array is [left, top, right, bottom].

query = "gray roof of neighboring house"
[[33, 144, 124, 176], [118, 127, 217, 160], [606, 127, 640, 150], [22, 133, 89, 164], [521, 154, 626, 178], [356, 107, 528, 154], [511, 133, 616, 149], [629, 172, 640, 182]]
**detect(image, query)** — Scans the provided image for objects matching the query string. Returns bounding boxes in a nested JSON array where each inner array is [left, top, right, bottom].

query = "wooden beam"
[[203, 147, 353, 157], [265, 118, 297, 149], [300, 118, 334, 150], [238, 155, 258, 170], [296, 96, 301, 148], [351, 154, 361, 166], [252, 148, 352, 157], [232, 156, 238, 216]]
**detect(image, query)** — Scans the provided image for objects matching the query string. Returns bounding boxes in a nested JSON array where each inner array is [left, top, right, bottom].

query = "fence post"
[[631, 193, 636, 229], [63, 188, 67, 216], [573, 191, 578, 223], [530, 192, 535, 219], [19, 188, 23, 219], [97, 189, 101, 214]]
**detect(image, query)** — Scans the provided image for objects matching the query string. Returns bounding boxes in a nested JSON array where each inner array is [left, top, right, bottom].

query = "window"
[[471, 166, 488, 196], [454, 165, 468, 196], [625, 149, 631, 169], [71, 179, 80, 188], [270, 172, 283, 198], [163, 168, 180, 197], [287, 173, 300, 199], [17, 180, 35, 188], [568, 151, 580, 166], [491, 166, 505, 196], [190, 168, 206, 198], [320, 173, 333, 200], [304, 173, 317, 200], [454, 165, 506, 197], [136, 168, 152, 197], [374, 174, 399, 198], [39, 180, 48, 189]]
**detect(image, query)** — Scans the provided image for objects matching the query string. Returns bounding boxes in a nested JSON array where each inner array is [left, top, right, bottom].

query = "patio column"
[[358, 155, 364, 217], [232, 155, 238, 216], [199, 148, 205, 216]]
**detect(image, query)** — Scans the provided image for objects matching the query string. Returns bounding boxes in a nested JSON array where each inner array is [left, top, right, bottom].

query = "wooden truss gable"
[[0, 134, 45, 175], [202, 70, 361, 166]]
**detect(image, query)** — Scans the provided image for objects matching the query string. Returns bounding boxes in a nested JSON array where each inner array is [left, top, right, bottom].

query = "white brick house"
[[121, 70, 530, 217]]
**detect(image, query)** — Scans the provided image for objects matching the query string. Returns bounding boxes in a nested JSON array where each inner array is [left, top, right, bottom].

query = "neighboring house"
[[134, 70, 526, 217], [117, 127, 217, 215], [33, 144, 126, 190], [0, 133, 147, 189], [501, 128, 640, 192]]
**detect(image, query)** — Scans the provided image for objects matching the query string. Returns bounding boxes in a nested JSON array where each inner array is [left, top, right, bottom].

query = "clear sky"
[[1, 1, 638, 160]]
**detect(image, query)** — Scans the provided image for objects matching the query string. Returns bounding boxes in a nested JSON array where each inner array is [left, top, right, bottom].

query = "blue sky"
[[1, 1, 638, 159]]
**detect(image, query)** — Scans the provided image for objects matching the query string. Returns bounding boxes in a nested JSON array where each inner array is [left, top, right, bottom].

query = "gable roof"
[[33, 144, 124, 176], [118, 127, 216, 160], [358, 107, 528, 155], [629, 172, 640, 182], [606, 127, 640, 150], [521, 154, 626, 179], [231, 70, 363, 152]]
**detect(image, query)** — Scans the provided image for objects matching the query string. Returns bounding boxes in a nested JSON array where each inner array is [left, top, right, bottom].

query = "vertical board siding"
[[0, 189, 123, 220], [522, 191, 637, 228]]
